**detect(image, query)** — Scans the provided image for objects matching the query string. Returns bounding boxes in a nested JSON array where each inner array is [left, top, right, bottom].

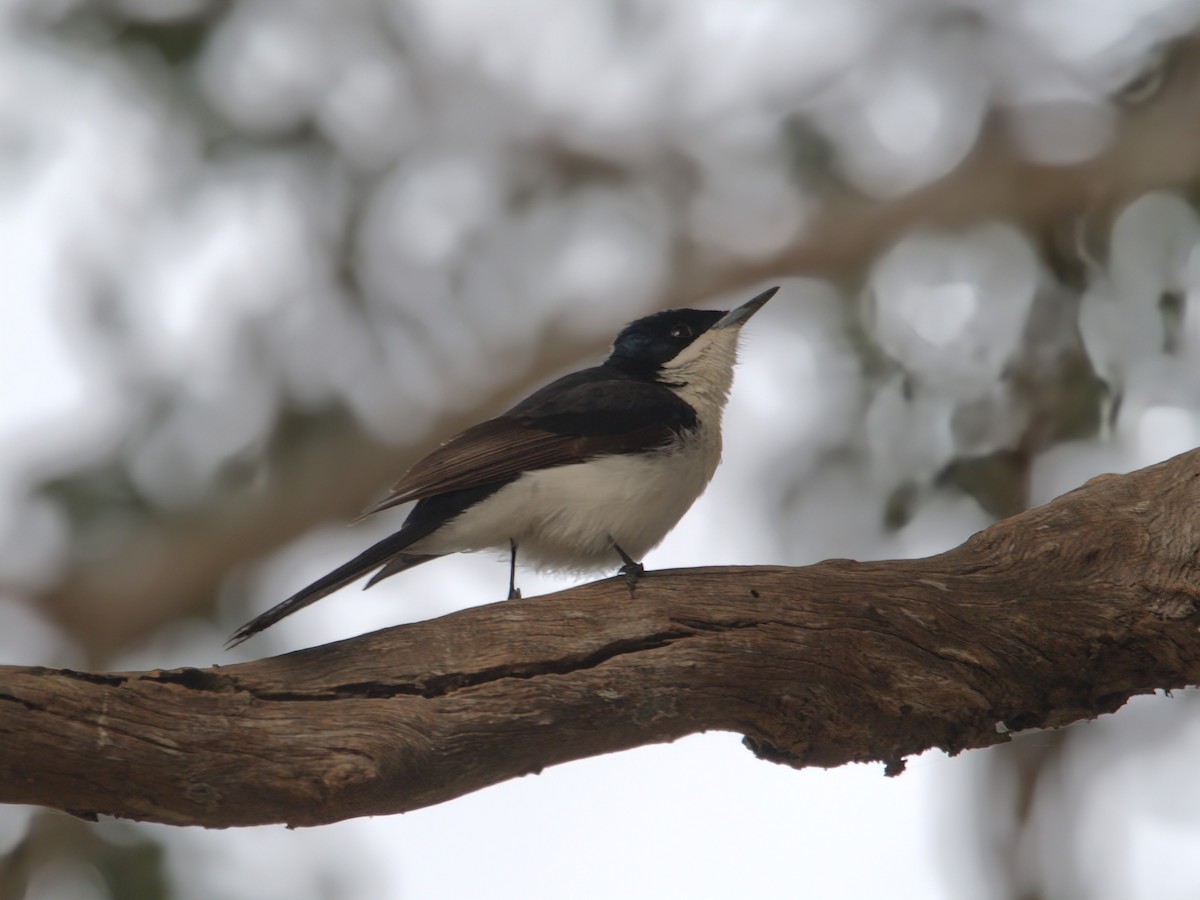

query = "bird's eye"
[[670, 324, 692, 339]]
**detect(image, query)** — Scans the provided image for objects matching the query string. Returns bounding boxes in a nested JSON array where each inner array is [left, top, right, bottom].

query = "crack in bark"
[[325, 629, 697, 700], [667, 616, 764, 632], [0, 693, 43, 711], [59, 668, 126, 686], [140, 630, 700, 702]]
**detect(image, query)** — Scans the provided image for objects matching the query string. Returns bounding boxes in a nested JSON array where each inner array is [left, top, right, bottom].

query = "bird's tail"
[[225, 531, 435, 648]]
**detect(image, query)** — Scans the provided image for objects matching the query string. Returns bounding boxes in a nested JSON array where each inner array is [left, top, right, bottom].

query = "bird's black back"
[[507, 364, 697, 436]]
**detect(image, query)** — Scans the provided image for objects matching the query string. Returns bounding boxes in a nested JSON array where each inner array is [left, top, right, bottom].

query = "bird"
[[227, 286, 779, 646]]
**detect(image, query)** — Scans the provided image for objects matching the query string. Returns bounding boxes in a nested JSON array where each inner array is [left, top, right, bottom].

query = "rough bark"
[[3, 449, 1200, 829]]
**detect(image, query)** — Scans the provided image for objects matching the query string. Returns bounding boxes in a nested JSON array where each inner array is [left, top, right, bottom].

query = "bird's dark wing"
[[360, 367, 695, 517]]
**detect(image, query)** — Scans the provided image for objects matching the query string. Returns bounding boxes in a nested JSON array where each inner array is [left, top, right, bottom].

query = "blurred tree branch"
[[3, 449, 1200, 828], [26, 40, 1200, 661]]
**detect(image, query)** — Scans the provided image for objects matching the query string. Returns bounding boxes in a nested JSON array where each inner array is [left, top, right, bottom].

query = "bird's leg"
[[507, 539, 522, 600], [610, 539, 644, 596]]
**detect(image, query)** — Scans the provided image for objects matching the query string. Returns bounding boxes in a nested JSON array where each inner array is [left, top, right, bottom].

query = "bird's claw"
[[618, 560, 644, 596]]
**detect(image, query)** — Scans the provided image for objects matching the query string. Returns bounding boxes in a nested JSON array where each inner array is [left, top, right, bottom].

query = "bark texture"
[[3, 449, 1200, 828]]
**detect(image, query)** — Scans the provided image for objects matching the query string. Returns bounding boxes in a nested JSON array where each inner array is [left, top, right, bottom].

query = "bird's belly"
[[415, 440, 720, 572]]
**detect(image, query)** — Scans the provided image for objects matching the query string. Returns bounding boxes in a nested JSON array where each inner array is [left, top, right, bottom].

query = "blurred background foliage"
[[4, 1, 1200, 898]]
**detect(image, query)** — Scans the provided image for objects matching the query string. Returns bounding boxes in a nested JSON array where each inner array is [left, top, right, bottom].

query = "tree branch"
[[3, 449, 1200, 828]]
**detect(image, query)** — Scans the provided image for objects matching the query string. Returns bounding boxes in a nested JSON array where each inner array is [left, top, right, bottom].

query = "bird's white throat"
[[658, 325, 742, 426]]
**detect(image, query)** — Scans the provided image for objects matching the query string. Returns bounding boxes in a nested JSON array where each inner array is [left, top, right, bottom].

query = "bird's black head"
[[606, 308, 725, 375]]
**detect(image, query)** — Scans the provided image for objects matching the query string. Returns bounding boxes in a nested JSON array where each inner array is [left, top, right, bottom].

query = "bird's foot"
[[611, 540, 644, 597], [507, 586, 523, 601], [618, 560, 644, 597]]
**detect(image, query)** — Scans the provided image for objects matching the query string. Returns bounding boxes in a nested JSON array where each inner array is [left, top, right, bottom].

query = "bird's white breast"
[[412, 423, 723, 571]]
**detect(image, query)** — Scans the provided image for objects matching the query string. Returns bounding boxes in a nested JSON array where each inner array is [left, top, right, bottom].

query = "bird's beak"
[[713, 286, 779, 330]]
